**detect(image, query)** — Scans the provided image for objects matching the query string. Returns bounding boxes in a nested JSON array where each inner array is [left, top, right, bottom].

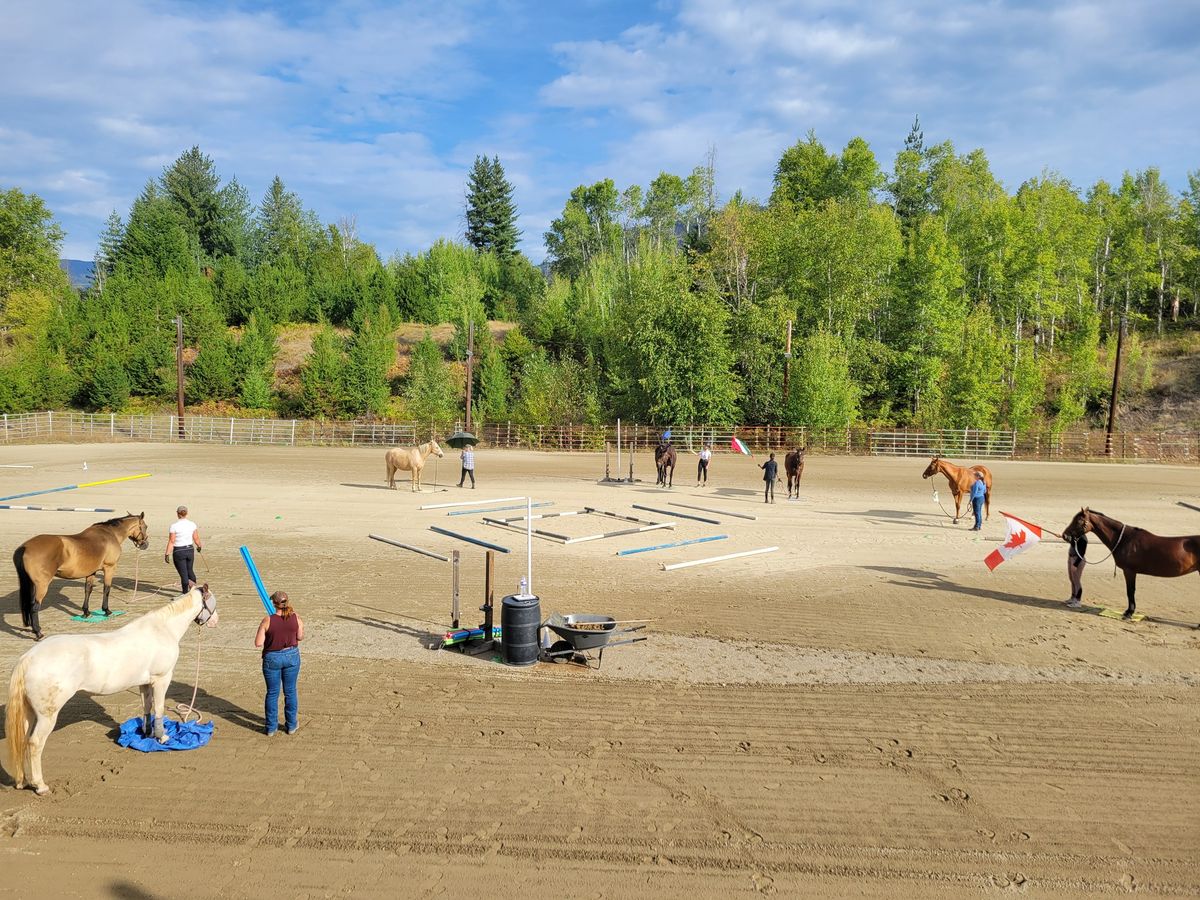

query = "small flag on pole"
[[730, 436, 751, 456], [985, 512, 1044, 571]]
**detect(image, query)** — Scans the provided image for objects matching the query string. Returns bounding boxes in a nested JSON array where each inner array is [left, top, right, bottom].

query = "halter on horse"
[[6, 584, 219, 794], [921, 457, 992, 525], [1062, 508, 1200, 623], [12, 512, 150, 640], [385, 440, 445, 492]]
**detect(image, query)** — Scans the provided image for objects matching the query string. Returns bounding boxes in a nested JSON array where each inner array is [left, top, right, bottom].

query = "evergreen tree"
[[239, 367, 274, 410], [93, 210, 125, 292], [476, 340, 509, 422], [187, 332, 236, 402], [298, 327, 348, 418], [344, 305, 396, 416], [404, 333, 459, 423], [464, 156, 519, 257]]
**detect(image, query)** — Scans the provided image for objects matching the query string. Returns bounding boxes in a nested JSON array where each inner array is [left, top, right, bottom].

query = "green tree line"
[[2, 126, 1197, 428]]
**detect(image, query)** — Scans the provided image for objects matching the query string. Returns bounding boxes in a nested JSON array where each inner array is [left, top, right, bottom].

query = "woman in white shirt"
[[697, 444, 712, 486], [164, 505, 203, 595]]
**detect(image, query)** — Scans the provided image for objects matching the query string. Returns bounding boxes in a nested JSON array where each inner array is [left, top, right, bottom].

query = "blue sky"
[[2, 0, 1197, 262]]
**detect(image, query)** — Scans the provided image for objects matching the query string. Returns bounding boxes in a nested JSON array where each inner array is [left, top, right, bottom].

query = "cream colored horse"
[[7, 585, 218, 794], [385, 440, 444, 491]]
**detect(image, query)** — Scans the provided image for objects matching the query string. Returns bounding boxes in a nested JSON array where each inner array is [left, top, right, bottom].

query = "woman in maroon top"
[[254, 591, 305, 735]]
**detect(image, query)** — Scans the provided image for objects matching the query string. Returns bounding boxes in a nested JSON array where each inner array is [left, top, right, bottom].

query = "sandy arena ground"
[[0, 443, 1196, 898]]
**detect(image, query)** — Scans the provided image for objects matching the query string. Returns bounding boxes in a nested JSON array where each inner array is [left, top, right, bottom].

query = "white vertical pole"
[[526, 496, 533, 596], [616, 418, 621, 477]]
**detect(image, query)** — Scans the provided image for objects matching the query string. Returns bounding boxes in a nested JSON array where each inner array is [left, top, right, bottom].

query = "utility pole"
[[1104, 315, 1126, 457], [175, 315, 185, 440], [464, 321, 474, 433], [781, 320, 793, 407]]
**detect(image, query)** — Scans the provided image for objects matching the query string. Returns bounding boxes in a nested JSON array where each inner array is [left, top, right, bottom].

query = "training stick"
[[238, 546, 276, 615]]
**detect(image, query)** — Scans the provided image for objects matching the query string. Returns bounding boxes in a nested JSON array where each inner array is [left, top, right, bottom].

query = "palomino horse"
[[785, 447, 806, 499], [921, 457, 992, 525], [1062, 508, 1200, 623], [654, 442, 677, 488], [385, 440, 444, 492], [6, 584, 219, 794], [13, 512, 150, 640]]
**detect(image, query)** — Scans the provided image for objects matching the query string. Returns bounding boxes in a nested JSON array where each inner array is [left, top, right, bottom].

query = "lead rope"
[[174, 625, 206, 725], [1072, 524, 1126, 572]]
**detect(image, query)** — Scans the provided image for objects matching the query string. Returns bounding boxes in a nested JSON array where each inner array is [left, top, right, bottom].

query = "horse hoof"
[[102, 609, 112, 617], [34, 785, 49, 796], [1122, 612, 1134, 621], [33, 632, 44, 642]]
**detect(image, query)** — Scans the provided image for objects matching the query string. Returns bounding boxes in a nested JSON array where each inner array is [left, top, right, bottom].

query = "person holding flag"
[[759, 452, 780, 503], [1065, 532, 1088, 609]]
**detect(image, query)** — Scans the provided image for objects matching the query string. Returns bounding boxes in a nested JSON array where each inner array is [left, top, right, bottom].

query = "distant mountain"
[[60, 259, 95, 290]]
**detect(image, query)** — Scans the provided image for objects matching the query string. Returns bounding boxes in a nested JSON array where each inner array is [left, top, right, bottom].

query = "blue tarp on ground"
[[117, 717, 214, 752]]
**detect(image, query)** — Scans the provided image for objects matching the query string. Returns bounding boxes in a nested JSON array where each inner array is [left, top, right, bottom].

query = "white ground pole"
[[660, 546, 779, 572], [526, 496, 533, 596], [420, 496, 525, 510], [616, 419, 621, 479]]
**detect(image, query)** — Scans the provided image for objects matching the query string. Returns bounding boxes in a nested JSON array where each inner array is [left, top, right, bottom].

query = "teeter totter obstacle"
[[483, 507, 675, 545]]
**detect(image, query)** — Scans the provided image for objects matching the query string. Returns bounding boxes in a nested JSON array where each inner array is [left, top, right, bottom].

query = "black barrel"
[[501, 594, 541, 666]]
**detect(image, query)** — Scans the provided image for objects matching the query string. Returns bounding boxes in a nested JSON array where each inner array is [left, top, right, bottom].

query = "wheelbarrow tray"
[[544, 613, 622, 650]]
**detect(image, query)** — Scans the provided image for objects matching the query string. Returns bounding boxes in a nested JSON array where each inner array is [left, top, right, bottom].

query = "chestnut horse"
[[13, 513, 150, 640], [785, 447, 806, 499], [1062, 508, 1200, 623], [385, 440, 444, 492], [654, 442, 677, 488], [921, 457, 992, 525]]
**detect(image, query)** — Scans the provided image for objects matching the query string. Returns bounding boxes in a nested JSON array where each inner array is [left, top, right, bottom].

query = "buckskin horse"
[[654, 441, 677, 488], [13, 512, 150, 640], [385, 440, 444, 492], [1062, 507, 1200, 623], [921, 457, 992, 525], [785, 447, 806, 499], [6, 584, 218, 794]]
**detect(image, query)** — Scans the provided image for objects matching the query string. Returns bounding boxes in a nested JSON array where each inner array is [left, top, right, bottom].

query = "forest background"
[[2, 120, 1198, 433]]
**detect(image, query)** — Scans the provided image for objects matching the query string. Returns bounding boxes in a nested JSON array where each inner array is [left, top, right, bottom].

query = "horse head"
[[194, 583, 218, 627], [127, 511, 150, 550], [921, 457, 941, 479], [1062, 507, 1094, 541], [428, 440, 444, 458]]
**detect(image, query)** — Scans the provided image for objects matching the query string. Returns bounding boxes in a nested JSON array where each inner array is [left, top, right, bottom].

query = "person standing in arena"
[[164, 505, 202, 595]]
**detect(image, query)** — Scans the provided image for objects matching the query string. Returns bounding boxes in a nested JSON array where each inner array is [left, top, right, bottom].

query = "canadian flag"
[[984, 512, 1044, 571]]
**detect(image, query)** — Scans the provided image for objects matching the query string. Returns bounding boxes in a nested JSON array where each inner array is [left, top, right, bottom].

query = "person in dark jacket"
[[759, 453, 779, 503], [254, 591, 305, 736], [1065, 534, 1088, 609]]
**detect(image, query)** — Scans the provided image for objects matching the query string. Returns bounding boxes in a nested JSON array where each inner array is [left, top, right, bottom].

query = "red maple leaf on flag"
[[1004, 529, 1028, 550]]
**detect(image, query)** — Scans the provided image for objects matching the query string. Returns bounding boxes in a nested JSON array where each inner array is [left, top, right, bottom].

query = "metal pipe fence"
[[0, 412, 1197, 463]]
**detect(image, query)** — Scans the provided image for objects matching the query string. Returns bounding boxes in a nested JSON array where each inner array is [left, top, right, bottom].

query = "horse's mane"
[[147, 590, 200, 621], [97, 515, 133, 527]]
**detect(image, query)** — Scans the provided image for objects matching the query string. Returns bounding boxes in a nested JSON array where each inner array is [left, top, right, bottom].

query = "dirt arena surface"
[[0, 443, 1196, 898]]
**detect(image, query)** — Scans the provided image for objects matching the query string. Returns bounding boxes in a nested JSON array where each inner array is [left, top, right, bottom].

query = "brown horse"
[[654, 442, 677, 488], [13, 513, 150, 640], [1062, 508, 1200, 623], [785, 447, 806, 499], [385, 440, 444, 492], [921, 457, 992, 524]]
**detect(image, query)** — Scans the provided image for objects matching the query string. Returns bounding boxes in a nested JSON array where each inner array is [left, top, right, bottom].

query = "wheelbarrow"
[[541, 613, 648, 670]]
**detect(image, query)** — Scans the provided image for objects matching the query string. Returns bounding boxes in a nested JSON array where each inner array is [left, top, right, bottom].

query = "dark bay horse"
[[1062, 508, 1200, 623], [785, 447, 806, 499], [12, 513, 150, 640], [654, 442, 677, 488], [922, 457, 992, 525]]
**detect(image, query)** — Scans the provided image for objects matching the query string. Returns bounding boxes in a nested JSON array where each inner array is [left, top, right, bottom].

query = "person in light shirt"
[[697, 444, 712, 487], [164, 505, 203, 595], [458, 446, 476, 489]]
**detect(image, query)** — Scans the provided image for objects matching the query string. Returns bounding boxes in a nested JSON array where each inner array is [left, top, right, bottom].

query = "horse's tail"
[[6, 656, 33, 786], [13, 545, 33, 627]]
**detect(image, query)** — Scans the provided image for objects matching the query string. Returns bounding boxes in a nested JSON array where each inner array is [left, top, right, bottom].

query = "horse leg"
[[101, 565, 114, 615], [150, 676, 171, 743], [82, 573, 95, 618], [951, 492, 961, 524], [1122, 570, 1137, 620], [28, 706, 61, 795], [140, 684, 154, 737]]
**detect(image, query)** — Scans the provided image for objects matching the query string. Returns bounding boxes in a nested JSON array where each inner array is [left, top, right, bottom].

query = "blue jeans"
[[972, 496, 984, 530], [262, 647, 300, 734]]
